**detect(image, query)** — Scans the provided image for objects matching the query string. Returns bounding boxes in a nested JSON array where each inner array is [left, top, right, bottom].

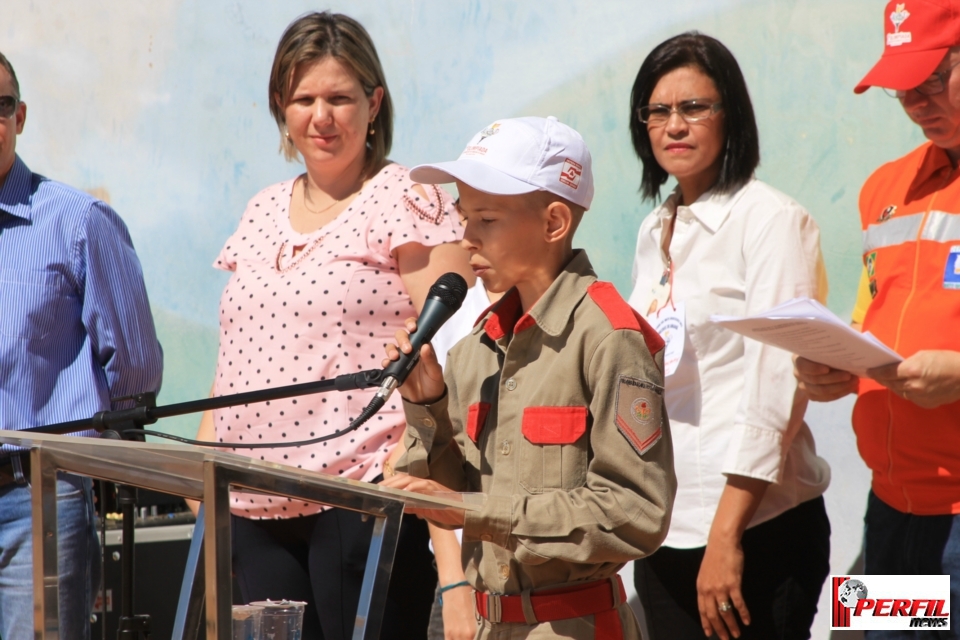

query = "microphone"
[[376, 272, 469, 401]]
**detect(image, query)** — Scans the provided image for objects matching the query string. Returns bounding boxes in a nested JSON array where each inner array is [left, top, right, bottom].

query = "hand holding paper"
[[869, 350, 960, 409], [794, 357, 859, 402], [710, 298, 901, 378]]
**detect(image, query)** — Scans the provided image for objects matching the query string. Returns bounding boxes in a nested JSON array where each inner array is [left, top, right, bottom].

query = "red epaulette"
[[586, 281, 665, 356]]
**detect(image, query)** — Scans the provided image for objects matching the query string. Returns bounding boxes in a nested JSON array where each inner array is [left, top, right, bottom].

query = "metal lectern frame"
[[0, 432, 474, 640]]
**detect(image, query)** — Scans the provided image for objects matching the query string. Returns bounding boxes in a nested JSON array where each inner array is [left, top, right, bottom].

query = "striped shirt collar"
[[0, 155, 34, 221]]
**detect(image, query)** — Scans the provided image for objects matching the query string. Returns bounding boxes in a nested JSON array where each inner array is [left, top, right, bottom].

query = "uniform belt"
[[475, 575, 625, 638], [0, 454, 30, 488]]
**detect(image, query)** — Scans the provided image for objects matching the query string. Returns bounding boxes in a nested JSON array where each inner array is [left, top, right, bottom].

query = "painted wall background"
[[5, 1, 926, 637]]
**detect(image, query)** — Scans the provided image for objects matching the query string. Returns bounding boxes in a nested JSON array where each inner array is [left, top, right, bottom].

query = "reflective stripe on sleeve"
[[863, 213, 924, 253], [920, 211, 960, 243], [863, 211, 960, 254]]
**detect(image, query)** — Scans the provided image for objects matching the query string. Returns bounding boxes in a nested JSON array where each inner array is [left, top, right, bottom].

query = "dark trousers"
[[863, 491, 960, 639], [635, 496, 830, 640], [232, 508, 436, 640]]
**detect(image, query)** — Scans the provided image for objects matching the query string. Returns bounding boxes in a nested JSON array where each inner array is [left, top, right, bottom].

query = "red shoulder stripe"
[[587, 281, 640, 330], [587, 281, 665, 356]]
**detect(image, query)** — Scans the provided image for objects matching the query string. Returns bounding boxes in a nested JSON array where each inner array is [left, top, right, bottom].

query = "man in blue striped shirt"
[[0, 52, 163, 639]]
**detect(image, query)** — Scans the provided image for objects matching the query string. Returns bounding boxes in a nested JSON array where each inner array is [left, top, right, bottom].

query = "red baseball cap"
[[854, 0, 960, 94]]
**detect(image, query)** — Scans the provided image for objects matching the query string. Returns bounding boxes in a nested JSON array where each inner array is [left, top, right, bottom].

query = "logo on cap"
[[887, 3, 912, 47], [559, 158, 582, 190], [478, 123, 501, 143]]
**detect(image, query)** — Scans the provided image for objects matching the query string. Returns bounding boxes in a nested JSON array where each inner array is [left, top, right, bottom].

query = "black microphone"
[[376, 272, 469, 400]]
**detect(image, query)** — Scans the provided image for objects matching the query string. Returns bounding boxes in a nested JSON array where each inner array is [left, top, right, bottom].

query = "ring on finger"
[[718, 601, 732, 613]]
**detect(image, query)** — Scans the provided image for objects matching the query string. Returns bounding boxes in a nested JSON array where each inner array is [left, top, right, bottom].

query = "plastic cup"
[[249, 600, 306, 640], [232, 605, 263, 640]]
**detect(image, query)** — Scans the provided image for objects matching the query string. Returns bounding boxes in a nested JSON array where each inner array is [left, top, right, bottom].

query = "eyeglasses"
[[637, 100, 723, 126], [0, 95, 18, 119], [883, 58, 960, 98], [0, 96, 20, 118]]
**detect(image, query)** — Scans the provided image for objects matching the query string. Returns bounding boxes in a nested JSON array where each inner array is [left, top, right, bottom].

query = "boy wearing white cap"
[[382, 116, 676, 639]]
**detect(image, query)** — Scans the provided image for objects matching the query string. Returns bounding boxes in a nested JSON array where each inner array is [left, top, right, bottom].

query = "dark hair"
[[629, 32, 759, 202], [0, 51, 20, 100], [268, 12, 393, 176]]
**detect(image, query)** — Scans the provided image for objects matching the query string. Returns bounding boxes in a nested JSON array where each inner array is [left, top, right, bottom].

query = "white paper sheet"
[[710, 297, 901, 376]]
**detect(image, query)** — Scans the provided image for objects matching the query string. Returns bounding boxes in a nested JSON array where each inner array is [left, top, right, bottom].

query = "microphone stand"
[[24, 368, 390, 640], [25, 369, 389, 438]]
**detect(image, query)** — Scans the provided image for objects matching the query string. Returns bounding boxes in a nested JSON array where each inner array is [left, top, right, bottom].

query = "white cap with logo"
[[410, 116, 594, 210]]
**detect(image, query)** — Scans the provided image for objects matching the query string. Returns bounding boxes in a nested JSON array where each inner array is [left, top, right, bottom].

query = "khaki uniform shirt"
[[399, 250, 676, 596]]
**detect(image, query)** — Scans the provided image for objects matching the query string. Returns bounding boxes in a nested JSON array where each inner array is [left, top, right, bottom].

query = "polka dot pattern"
[[212, 163, 462, 519]]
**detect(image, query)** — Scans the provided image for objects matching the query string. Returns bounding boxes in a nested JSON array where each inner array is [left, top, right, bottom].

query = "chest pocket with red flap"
[[466, 402, 490, 444], [519, 406, 589, 493]]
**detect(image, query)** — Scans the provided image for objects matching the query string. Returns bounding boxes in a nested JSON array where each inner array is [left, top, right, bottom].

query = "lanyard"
[[653, 212, 677, 316]]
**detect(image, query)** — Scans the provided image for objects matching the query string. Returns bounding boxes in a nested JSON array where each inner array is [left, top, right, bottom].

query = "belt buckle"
[[487, 593, 502, 623]]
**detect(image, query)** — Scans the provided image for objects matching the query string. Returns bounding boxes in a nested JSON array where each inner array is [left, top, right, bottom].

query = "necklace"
[[301, 175, 362, 216]]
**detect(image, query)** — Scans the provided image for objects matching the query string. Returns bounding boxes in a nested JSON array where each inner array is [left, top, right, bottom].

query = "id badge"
[[649, 301, 685, 377], [645, 281, 671, 316], [944, 246, 960, 290]]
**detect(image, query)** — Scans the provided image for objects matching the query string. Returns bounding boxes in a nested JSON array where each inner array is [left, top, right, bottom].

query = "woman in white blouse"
[[628, 33, 831, 640]]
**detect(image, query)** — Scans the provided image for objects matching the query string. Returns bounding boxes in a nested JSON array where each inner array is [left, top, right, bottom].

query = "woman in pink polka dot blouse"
[[193, 12, 472, 640]]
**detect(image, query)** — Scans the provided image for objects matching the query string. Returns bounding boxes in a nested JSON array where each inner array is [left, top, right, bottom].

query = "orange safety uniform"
[[855, 141, 960, 515]]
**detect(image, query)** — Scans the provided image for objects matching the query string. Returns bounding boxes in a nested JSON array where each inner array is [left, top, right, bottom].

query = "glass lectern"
[[0, 431, 475, 640]]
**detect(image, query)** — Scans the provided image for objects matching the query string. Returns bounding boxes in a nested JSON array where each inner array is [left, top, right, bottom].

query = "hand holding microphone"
[[380, 272, 468, 405], [382, 320, 447, 404]]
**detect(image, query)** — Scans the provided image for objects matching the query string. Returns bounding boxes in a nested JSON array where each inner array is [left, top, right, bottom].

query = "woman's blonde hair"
[[268, 12, 393, 176]]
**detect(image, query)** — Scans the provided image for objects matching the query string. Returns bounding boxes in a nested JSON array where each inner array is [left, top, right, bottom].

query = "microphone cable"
[[117, 394, 385, 450]]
